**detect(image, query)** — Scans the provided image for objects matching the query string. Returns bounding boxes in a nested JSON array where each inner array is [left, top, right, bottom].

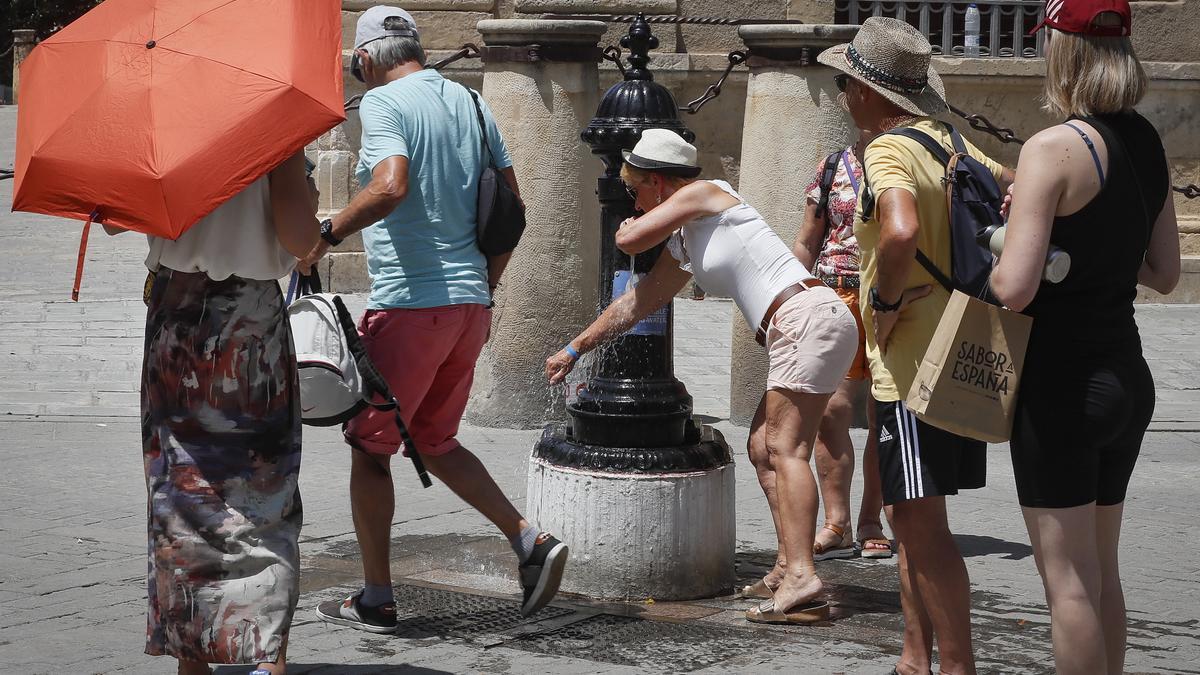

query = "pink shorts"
[[344, 303, 490, 457], [765, 286, 860, 395]]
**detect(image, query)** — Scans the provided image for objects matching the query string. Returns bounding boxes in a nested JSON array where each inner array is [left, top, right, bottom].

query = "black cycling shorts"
[[1010, 352, 1154, 509]]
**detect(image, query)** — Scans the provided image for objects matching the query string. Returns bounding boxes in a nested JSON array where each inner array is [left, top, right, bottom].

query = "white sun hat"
[[622, 128, 702, 178]]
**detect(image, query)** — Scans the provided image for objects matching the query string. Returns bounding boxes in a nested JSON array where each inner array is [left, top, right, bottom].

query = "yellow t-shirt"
[[854, 118, 1005, 402]]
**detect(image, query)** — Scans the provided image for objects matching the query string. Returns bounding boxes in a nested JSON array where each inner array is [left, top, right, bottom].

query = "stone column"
[[11, 30, 37, 105], [464, 20, 606, 428], [729, 24, 859, 426]]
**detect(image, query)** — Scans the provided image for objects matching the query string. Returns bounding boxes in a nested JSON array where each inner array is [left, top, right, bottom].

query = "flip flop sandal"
[[813, 523, 855, 561], [738, 578, 775, 600], [745, 597, 831, 624], [859, 537, 894, 559]]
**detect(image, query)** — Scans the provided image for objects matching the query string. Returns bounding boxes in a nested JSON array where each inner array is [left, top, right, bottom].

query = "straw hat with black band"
[[817, 17, 948, 118]]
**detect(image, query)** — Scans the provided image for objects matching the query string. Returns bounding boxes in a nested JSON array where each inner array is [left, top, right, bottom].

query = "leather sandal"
[[738, 578, 775, 600], [745, 597, 830, 624], [856, 523, 894, 559], [812, 522, 855, 561]]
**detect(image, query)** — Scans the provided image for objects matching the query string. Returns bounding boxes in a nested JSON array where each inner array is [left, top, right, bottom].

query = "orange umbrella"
[[12, 0, 345, 241]]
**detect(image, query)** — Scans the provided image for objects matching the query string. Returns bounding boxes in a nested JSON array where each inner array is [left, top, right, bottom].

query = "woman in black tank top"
[[989, 7, 1181, 674]]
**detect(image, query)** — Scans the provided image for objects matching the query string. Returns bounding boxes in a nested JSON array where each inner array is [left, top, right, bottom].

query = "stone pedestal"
[[527, 425, 736, 600], [12, 30, 37, 105], [728, 24, 858, 426], [464, 20, 607, 429]]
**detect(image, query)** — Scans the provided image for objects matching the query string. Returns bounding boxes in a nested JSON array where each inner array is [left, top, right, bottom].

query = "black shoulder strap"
[[884, 126, 953, 165], [331, 296, 432, 489], [814, 151, 841, 219], [915, 250, 954, 293], [466, 87, 495, 169]]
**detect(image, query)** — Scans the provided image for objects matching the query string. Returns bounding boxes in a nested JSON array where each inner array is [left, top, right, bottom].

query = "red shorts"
[[344, 303, 490, 457]]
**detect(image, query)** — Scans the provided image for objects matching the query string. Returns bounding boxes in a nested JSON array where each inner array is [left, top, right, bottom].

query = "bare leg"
[[890, 497, 976, 675], [748, 397, 787, 587], [350, 449, 396, 587], [763, 388, 832, 612], [1095, 503, 1126, 675], [421, 445, 529, 540], [856, 396, 888, 551], [887, 506, 933, 675], [1023, 504, 1107, 675], [812, 379, 857, 551]]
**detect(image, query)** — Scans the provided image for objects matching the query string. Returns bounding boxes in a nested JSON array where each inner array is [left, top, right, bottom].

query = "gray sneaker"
[[518, 532, 568, 617], [315, 590, 397, 634]]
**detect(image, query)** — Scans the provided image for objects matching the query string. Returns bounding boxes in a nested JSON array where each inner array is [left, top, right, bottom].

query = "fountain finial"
[[620, 14, 657, 81]]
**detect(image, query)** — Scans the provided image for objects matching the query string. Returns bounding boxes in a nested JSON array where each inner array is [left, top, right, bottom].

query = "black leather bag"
[[467, 88, 526, 256]]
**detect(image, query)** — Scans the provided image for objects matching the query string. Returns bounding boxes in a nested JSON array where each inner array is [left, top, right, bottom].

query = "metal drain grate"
[[390, 584, 576, 641], [509, 613, 767, 672]]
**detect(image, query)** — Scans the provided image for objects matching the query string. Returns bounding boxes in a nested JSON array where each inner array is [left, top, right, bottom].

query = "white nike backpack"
[[285, 270, 431, 487]]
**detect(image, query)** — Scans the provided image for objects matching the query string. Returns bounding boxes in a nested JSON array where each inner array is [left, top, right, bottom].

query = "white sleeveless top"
[[145, 177, 295, 281], [666, 180, 812, 329]]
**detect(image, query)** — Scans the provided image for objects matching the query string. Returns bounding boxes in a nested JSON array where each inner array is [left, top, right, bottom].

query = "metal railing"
[[836, 0, 1046, 58]]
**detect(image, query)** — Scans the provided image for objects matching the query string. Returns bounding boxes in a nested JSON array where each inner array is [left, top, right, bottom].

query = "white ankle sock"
[[510, 525, 539, 563]]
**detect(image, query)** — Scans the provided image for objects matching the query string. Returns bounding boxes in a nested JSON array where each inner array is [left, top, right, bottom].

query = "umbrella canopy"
[[12, 0, 346, 239]]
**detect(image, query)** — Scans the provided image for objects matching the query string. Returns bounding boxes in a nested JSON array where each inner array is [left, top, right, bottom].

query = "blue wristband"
[[564, 344, 580, 360]]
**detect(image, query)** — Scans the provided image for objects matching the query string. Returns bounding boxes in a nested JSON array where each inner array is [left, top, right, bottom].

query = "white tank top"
[[666, 180, 812, 329], [145, 176, 295, 281]]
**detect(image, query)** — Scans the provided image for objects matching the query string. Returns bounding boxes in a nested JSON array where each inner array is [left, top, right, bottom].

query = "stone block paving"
[[2, 106, 1199, 673]]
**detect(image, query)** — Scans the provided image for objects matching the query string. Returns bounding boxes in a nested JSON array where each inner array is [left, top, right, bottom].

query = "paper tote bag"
[[905, 290, 1032, 443]]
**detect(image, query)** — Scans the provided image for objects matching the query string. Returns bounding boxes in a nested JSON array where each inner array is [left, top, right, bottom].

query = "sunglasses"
[[624, 184, 638, 201], [834, 74, 850, 92]]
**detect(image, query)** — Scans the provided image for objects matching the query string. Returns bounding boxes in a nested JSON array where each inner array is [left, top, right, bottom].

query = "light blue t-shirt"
[[356, 69, 513, 309]]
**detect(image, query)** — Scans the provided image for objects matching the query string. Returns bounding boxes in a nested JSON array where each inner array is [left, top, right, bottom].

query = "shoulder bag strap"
[[814, 151, 841, 219], [878, 127, 957, 292], [465, 86, 494, 170]]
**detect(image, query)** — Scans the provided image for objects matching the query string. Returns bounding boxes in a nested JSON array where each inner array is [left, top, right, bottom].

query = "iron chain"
[[0, 169, 13, 181], [949, 105, 1196, 199], [427, 43, 481, 71], [679, 50, 747, 115], [602, 46, 626, 78]]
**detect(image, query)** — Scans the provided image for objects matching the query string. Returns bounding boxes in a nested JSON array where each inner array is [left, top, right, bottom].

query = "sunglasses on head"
[[834, 74, 850, 92]]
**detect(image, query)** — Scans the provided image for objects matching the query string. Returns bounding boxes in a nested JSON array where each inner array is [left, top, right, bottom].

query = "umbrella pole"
[[71, 209, 100, 302]]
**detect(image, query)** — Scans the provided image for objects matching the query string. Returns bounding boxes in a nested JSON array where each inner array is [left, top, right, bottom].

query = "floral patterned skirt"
[[141, 268, 302, 664]]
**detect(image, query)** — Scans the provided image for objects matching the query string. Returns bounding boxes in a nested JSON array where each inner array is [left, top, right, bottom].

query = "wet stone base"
[[298, 533, 1199, 674]]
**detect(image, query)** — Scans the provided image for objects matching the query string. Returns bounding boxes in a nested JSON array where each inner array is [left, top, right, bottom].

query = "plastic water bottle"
[[964, 4, 982, 57]]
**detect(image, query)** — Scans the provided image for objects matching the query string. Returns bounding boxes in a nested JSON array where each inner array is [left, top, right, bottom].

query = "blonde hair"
[[1043, 22, 1147, 117], [619, 163, 690, 191]]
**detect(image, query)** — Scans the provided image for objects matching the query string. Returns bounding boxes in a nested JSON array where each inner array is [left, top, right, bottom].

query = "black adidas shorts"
[[875, 399, 986, 505]]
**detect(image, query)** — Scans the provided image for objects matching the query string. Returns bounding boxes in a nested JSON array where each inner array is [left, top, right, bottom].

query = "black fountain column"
[[527, 16, 736, 600], [534, 13, 730, 475]]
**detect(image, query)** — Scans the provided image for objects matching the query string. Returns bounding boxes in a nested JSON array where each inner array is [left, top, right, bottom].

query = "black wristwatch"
[[869, 287, 902, 313], [319, 218, 342, 247]]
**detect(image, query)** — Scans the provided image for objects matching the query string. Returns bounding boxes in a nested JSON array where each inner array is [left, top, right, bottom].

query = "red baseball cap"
[[1028, 0, 1132, 36]]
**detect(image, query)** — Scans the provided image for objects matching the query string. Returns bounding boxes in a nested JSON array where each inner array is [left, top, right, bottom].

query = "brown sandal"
[[812, 523, 855, 561], [856, 524, 894, 559]]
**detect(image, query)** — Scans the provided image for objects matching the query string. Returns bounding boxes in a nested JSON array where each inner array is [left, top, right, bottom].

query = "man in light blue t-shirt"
[[302, 5, 567, 633]]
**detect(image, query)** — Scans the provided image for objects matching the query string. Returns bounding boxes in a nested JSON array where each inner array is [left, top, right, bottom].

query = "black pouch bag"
[[466, 88, 526, 256]]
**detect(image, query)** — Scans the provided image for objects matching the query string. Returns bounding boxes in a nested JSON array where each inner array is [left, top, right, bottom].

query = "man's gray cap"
[[354, 6, 419, 51]]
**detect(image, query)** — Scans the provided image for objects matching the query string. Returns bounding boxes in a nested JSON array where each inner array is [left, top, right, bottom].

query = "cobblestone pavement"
[[2, 105, 1198, 674]]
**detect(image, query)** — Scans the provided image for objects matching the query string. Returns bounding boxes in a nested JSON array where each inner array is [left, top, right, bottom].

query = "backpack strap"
[[881, 125, 961, 294], [330, 296, 432, 489], [814, 151, 841, 220]]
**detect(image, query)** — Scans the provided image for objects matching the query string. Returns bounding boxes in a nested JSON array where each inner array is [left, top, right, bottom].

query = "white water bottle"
[[965, 4, 982, 57]]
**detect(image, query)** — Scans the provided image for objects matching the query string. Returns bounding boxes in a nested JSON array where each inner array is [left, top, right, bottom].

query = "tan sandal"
[[745, 597, 830, 624], [812, 523, 855, 561], [738, 578, 775, 600]]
